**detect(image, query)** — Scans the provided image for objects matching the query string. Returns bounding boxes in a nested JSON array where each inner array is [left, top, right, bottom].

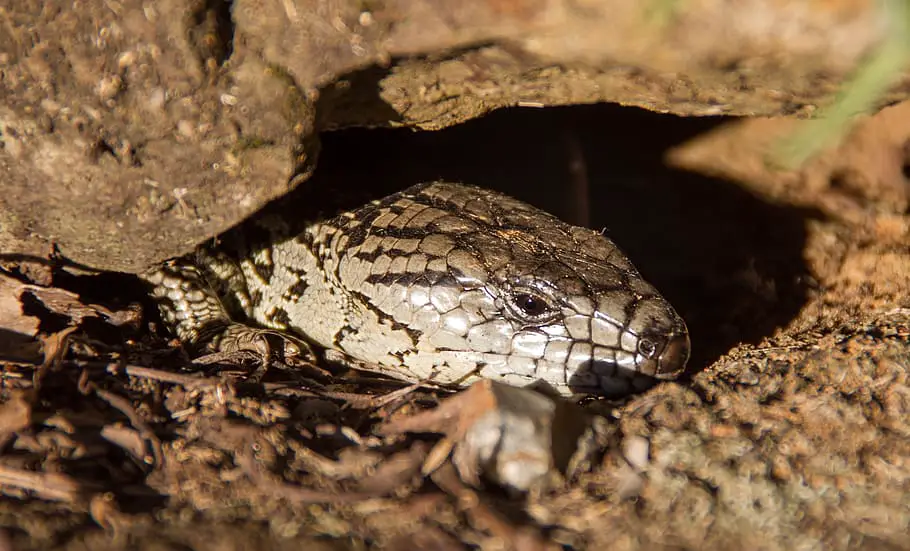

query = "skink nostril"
[[637, 337, 659, 359]]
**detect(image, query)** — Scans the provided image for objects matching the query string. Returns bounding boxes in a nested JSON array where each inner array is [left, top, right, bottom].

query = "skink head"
[[488, 264, 690, 396], [348, 182, 690, 397]]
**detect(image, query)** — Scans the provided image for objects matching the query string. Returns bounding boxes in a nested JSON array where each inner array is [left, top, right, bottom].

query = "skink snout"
[[654, 332, 690, 378], [636, 330, 689, 379]]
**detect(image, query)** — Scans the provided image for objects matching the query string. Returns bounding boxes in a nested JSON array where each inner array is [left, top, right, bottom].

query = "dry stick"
[[80, 360, 425, 409], [323, 381, 426, 411], [105, 362, 221, 388], [87, 360, 317, 395], [33, 326, 79, 392], [77, 369, 164, 469], [234, 446, 386, 504], [0, 464, 90, 503]]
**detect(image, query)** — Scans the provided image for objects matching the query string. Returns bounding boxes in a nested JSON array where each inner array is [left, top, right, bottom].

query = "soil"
[[0, 102, 908, 550]]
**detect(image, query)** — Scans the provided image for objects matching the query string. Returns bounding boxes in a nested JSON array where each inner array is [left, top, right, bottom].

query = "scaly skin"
[[146, 181, 690, 396]]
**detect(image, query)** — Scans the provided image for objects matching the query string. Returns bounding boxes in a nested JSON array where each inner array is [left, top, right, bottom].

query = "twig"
[[0, 464, 91, 503], [109, 363, 220, 388], [234, 447, 388, 504], [33, 326, 78, 391], [78, 369, 164, 469]]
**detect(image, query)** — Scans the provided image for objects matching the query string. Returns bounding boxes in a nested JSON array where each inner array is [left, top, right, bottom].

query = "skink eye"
[[510, 292, 555, 320]]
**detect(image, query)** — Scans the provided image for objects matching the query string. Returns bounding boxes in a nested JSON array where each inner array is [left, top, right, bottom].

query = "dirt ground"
[[1, 101, 909, 550]]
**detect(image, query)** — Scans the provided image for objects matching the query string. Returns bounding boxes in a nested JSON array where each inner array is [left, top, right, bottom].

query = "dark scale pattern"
[[266, 307, 291, 329], [250, 248, 275, 283], [144, 181, 690, 397]]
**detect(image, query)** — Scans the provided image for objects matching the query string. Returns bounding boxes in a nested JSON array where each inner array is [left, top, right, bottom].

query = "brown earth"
[[1, 1, 910, 549], [0, 102, 907, 550]]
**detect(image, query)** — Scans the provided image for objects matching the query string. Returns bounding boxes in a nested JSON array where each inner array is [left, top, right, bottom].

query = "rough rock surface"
[[0, 0, 906, 271]]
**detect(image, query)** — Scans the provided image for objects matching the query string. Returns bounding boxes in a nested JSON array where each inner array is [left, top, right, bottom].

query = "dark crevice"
[[298, 104, 818, 372], [314, 65, 399, 131], [312, 41, 504, 132], [19, 291, 73, 335], [901, 138, 910, 181], [191, 0, 235, 68]]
